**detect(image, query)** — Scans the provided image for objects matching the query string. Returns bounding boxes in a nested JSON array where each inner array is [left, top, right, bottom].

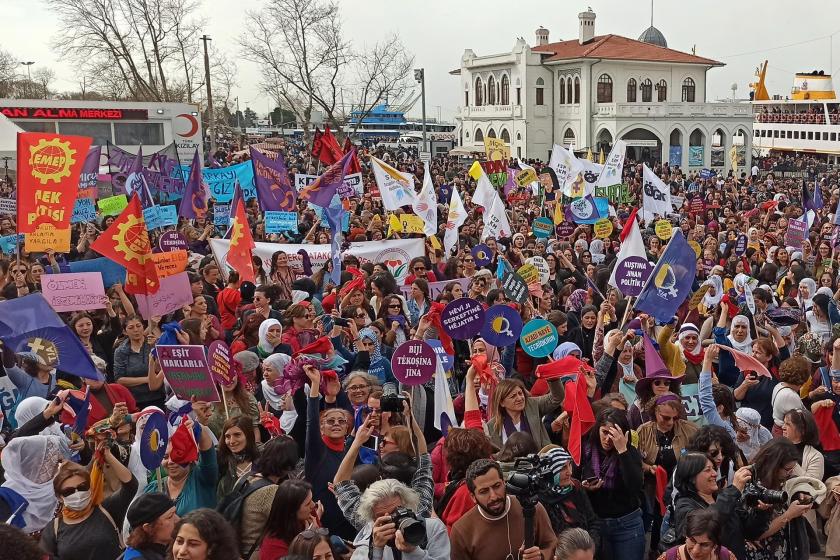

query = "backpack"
[[216, 475, 273, 526]]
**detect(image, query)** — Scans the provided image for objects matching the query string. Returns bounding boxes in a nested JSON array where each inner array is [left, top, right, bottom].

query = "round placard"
[[480, 304, 524, 347], [593, 219, 613, 239], [140, 411, 169, 471], [441, 298, 485, 340], [526, 256, 550, 285], [520, 319, 559, 358], [471, 244, 493, 267], [655, 220, 673, 240], [391, 340, 437, 385], [555, 221, 575, 239], [613, 256, 653, 297], [159, 231, 189, 253]]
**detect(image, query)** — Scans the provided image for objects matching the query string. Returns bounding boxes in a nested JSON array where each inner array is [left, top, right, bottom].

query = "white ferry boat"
[[750, 61, 840, 165]]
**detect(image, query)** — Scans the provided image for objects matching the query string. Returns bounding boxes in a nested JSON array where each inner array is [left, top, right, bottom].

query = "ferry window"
[[773, 130, 779, 138], [794, 131, 799, 139], [787, 131, 792, 138], [115, 122, 164, 145], [15, 121, 56, 133], [58, 121, 111, 145], [824, 132, 829, 140], [807, 131, 813, 140], [832, 133, 837, 141]]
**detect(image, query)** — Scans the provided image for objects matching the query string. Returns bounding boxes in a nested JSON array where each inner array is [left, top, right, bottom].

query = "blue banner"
[[143, 205, 178, 230], [71, 198, 97, 224], [0, 234, 23, 254], [689, 146, 704, 167], [265, 211, 299, 233], [181, 161, 256, 203], [67, 257, 126, 287], [669, 145, 682, 167]]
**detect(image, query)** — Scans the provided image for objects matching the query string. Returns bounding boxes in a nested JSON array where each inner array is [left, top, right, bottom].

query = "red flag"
[[226, 195, 256, 283], [535, 355, 593, 380], [717, 345, 771, 378], [311, 128, 324, 161], [343, 137, 362, 175], [619, 207, 640, 242], [563, 371, 595, 466], [319, 126, 344, 166], [91, 193, 159, 294], [814, 404, 840, 452]]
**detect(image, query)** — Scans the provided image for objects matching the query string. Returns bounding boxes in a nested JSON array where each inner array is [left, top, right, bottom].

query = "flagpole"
[[620, 296, 635, 328]]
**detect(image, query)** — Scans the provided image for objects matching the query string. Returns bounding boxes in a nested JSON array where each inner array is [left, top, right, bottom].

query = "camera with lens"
[[506, 454, 556, 504], [742, 466, 788, 507], [380, 383, 410, 413], [389, 507, 427, 548]]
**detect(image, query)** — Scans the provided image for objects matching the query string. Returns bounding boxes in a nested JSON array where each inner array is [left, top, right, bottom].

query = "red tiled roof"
[[532, 34, 722, 66]]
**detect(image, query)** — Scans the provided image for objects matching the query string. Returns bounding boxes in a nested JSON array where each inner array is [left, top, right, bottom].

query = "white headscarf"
[[258, 319, 283, 354], [1, 435, 70, 533], [262, 353, 292, 410], [735, 407, 772, 461], [727, 315, 754, 354], [799, 278, 817, 310], [14, 397, 64, 437]]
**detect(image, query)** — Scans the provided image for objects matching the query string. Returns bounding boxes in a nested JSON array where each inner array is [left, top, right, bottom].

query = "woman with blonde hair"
[[480, 376, 565, 450]]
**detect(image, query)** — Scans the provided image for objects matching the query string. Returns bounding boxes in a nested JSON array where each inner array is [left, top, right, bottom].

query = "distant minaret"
[[650, 0, 654, 29]]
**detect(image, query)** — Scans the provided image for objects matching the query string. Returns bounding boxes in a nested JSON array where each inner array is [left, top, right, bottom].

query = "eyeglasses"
[[324, 418, 348, 426], [658, 414, 678, 422], [388, 304, 401, 309], [413, 267, 426, 272], [59, 481, 90, 497], [11, 268, 27, 274], [381, 438, 397, 446], [652, 379, 670, 386], [347, 384, 370, 392], [463, 258, 474, 263]]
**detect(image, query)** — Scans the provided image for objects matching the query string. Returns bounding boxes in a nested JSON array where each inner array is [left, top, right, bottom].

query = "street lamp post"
[[20, 62, 34, 98], [414, 68, 427, 154], [200, 35, 215, 157]]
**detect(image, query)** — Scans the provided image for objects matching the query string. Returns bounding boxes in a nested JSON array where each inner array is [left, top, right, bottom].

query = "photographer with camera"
[[450, 458, 556, 560], [736, 439, 814, 560], [350, 479, 449, 560]]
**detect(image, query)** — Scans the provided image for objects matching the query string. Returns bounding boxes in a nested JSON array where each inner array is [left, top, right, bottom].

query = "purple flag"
[[250, 146, 296, 211], [180, 149, 208, 219], [79, 146, 101, 192], [299, 150, 353, 208]]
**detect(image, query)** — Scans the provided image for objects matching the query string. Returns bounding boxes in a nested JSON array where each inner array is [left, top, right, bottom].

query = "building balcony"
[[459, 104, 522, 119], [594, 102, 751, 119]]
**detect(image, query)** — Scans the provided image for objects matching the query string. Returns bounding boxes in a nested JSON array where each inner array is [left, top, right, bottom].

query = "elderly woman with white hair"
[[351, 479, 450, 560]]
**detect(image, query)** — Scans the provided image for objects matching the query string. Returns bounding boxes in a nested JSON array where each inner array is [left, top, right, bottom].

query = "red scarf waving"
[[427, 302, 454, 355]]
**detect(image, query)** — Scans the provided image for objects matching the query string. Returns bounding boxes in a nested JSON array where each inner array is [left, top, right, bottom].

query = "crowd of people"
[[0, 134, 840, 560]]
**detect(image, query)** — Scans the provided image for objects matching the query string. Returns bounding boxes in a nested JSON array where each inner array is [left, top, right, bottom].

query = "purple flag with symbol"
[[299, 150, 353, 208], [180, 149, 208, 219], [249, 146, 296, 211]]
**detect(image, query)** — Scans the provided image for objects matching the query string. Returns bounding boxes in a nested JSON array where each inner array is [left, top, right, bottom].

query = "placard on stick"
[[156, 345, 219, 402]]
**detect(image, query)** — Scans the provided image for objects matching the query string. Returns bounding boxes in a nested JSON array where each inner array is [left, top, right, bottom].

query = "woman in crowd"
[[207, 367, 260, 442], [713, 308, 755, 387], [121, 493, 179, 560], [114, 315, 162, 410], [771, 355, 810, 435], [252, 318, 292, 359], [70, 307, 122, 377], [377, 294, 410, 348], [483, 375, 565, 450], [659, 509, 733, 560], [216, 415, 261, 501], [268, 251, 297, 301], [231, 313, 267, 355], [171, 509, 240, 560], [628, 366, 683, 430], [259, 479, 320, 560], [282, 303, 320, 354], [40, 441, 138, 560], [183, 295, 224, 344], [406, 278, 431, 327], [579, 407, 645, 560], [554, 528, 596, 560], [568, 305, 598, 362], [781, 408, 824, 480], [733, 337, 783, 430], [244, 285, 284, 322], [287, 529, 335, 560]]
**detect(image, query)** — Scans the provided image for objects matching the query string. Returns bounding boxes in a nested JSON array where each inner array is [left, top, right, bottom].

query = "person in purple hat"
[[628, 334, 684, 430]]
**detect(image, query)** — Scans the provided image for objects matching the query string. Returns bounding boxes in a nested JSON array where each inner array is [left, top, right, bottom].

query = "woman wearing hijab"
[[797, 277, 816, 313], [1, 434, 73, 534], [712, 305, 753, 387], [734, 407, 772, 461], [249, 318, 292, 360], [658, 323, 705, 385], [353, 327, 394, 385], [568, 305, 598, 363]]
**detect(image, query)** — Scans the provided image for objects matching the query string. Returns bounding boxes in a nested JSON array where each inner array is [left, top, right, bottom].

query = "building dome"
[[638, 26, 667, 48]]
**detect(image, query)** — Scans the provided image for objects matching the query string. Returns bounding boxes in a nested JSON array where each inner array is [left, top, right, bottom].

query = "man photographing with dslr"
[[351, 479, 449, 559], [450, 458, 557, 559]]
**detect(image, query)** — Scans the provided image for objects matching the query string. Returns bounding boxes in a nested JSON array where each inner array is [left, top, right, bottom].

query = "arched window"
[[682, 77, 696, 102], [641, 79, 653, 102], [535, 77, 545, 106], [597, 74, 613, 103], [627, 79, 637, 102], [474, 128, 484, 142], [501, 129, 510, 143], [574, 77, 580, 104], [563, 128, 576, 146], [567, 78, 573, 105], [488, 75, 496, 105], [657, 80, 667, 102], [487, 128, 497, 139], [501, 75, 509, 105], [559, 77, 566, 104], [474, 77, 483, 106]]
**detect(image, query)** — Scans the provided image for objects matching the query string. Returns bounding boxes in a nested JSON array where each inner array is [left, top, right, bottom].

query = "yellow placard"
[[387, 214, 402, 237], [593, 219, 613, 239], [517, 263, 540, 285], [151, 250, 188, 278], [484, 138, 510, 161], [688, 284, 711, 310], [655, 220, 673, 240], [468, 160, 483, 181], [400, 214, 425, 234], [429, 235, 442, 250], [553, 201, 564, 225], [515, 168, 537, 187], [25, 225, 70, 253], [688, 240, 702, 258]]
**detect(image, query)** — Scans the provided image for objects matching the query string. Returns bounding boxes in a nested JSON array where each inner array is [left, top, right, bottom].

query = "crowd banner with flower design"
[[17, 132, 93, 252]]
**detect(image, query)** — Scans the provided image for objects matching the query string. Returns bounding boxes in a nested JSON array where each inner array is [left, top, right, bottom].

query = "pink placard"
[[135, 272, 193, 320], [41, 272, 106, 312]]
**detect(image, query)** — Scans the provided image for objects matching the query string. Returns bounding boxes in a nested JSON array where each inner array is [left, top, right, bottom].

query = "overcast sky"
[[5, 0, 840, 122]]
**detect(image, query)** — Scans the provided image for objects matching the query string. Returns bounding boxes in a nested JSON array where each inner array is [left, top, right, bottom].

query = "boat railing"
[[754, 112, 834, 124]]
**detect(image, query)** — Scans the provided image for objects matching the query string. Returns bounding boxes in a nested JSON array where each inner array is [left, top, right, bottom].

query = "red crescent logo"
[[176, 113, 199, 138]]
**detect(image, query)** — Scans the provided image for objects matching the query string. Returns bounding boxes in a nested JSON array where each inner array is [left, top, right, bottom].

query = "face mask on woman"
[[63, 490, 92, 511]]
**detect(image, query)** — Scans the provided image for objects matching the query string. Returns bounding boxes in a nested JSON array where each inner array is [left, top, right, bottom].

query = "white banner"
[[641, 164, 672, 223], [595, 139, 627, 189], [209, 237, 425, 284]]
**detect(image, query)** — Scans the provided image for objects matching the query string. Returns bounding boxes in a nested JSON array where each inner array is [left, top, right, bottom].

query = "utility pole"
[[200, 35, 215, 157], [20, 62, 34, 98], [414, 68, 427, 153]]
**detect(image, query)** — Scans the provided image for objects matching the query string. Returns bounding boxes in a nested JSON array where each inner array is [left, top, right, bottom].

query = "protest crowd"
[[2, 125, 840, 560]]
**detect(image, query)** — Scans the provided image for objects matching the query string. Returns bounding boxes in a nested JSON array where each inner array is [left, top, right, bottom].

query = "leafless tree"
[[47, 0, 211, 103], [0, 47, 20, 98], [32, 68, 56, 99], [239, 0, 414, 142]]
